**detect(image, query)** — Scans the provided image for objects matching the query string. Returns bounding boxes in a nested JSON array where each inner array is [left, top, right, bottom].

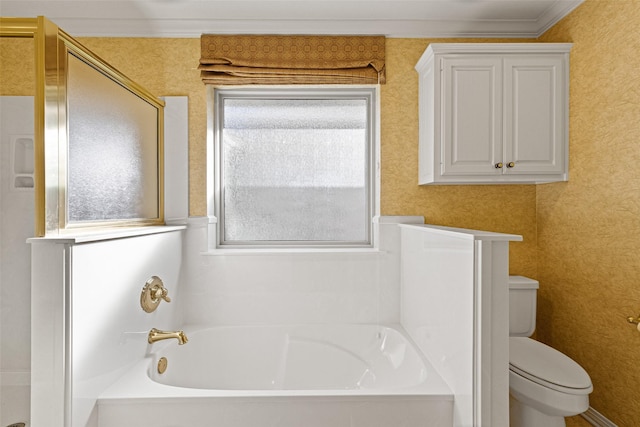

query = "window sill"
[[202, 247, 386, 256]]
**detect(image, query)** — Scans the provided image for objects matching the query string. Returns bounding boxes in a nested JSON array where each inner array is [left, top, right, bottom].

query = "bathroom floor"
[[566, 415, 591, 427]]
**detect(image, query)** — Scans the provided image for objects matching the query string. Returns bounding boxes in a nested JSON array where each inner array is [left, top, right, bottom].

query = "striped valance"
[[199, 35, 386, 85]]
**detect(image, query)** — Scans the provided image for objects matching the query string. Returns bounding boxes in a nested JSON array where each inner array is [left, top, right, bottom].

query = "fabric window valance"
[[199, 35, 386, 85]]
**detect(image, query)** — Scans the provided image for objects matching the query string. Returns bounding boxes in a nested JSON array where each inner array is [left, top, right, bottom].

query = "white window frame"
[[207, 86, 380, 249]]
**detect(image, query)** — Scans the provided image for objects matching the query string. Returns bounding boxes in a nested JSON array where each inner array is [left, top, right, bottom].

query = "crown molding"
[[0, 0, 584, 38]]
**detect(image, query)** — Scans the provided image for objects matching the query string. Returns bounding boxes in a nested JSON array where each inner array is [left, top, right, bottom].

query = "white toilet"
[[508, 276, 593, 427]]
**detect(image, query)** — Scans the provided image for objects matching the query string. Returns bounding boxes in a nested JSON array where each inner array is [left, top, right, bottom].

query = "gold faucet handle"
[[152, 285, 171, 303], [141, 276, 171, 313]]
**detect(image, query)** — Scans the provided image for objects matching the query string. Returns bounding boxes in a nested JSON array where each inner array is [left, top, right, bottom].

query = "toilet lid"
[[509, 337, 592, 392]]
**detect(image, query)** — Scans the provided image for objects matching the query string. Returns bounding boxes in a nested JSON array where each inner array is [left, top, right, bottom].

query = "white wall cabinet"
[[415, 43, 572, 185]]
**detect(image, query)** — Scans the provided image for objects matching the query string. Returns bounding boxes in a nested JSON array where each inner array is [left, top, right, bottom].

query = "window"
[[213, 87, 378, 248]]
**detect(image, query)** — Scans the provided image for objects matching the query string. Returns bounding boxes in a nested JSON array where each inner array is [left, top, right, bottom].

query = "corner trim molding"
[[582, 407, 618, 427]]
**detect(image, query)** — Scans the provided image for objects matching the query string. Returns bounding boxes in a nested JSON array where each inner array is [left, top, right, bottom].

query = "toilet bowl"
[[508, 277, 592, 427], [509, 337, 592, 426]]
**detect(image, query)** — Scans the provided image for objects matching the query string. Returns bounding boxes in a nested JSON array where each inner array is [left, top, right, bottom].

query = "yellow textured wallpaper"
[[381, 38, 538, 276], [0, 38, 34, 95], [538, 1, 640, 425], [71, 35, 539, 277], [0, 34, 538, 280]]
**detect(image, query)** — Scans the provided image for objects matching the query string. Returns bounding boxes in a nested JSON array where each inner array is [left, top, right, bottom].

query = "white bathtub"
[[98, 324, 453, 427]]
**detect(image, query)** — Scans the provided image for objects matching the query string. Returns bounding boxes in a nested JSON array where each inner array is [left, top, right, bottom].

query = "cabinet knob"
[[494, 162, 503, 169], [507, 162, 515, 168]]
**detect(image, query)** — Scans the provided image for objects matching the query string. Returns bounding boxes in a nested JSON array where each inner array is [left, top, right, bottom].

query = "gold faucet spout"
[[148, 328, 188, 345]]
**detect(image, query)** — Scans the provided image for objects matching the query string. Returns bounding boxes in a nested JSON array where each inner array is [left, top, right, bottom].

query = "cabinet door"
[[441, 56, 502, 176], [503, 56, 566, 175]]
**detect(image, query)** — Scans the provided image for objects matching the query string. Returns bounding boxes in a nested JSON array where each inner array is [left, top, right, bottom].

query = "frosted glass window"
[[67, 53, 159, 223], [217, 89, 375, 246]]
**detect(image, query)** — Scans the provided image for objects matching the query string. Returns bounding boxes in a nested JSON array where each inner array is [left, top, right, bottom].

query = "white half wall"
[[30, 227, 185, 427], [400, 225, 521, 427]]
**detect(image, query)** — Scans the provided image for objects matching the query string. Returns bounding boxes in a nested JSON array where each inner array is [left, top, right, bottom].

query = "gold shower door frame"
[[0, 16, 165, 236]]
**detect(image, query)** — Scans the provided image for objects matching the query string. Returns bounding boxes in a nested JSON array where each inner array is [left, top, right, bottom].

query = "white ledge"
[[398, 224, 523, 242], [203, 247, 386, 256], [27, 225, 186, 245]]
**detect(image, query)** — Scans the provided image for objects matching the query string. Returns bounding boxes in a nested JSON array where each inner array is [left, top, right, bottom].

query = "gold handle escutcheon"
[[140, 276, 171, 313], [507, 162, 515, 168], [495, 162, 503, 169]]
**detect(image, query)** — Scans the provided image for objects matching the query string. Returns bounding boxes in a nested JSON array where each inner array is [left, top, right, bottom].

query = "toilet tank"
[[509, 275, 539, 337]]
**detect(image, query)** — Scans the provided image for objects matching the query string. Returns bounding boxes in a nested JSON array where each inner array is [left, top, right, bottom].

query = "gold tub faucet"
[[148, 328, 188, 345]]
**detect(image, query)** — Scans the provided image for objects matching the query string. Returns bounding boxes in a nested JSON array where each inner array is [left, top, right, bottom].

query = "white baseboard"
[[581, 407, 618, 427]]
